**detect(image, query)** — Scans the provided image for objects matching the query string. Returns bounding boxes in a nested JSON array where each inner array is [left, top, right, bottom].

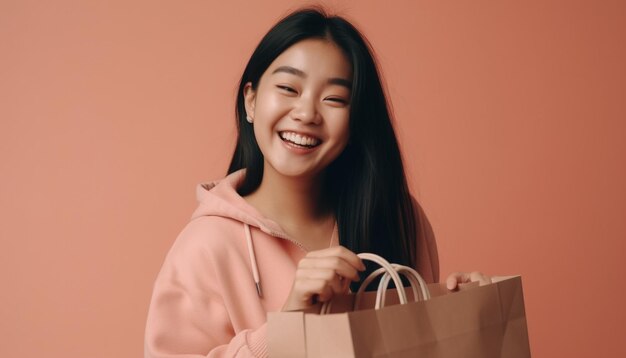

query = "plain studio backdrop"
[[1, 0, 625, 357]]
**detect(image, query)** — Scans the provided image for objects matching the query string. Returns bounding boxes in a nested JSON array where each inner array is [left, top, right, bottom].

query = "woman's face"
[[244, 38, 352, 181]]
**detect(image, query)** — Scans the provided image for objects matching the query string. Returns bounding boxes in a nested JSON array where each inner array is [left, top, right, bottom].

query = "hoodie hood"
[[190, 169, 340, 297], [191, 170, 288, 239], [192, 169, 299, 298]]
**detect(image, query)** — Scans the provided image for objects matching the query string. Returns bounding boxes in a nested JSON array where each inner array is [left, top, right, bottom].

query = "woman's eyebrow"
[[272, 65, 352, 90], [328, 77, 352, 90], [272, 65, 306, 77]]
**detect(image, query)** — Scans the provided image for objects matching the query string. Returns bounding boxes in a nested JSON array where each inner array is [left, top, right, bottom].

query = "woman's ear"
[[243, 82, 256, 121]]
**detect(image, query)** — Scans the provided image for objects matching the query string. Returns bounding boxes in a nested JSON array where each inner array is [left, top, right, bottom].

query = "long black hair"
[[228, 7, 419, 275]]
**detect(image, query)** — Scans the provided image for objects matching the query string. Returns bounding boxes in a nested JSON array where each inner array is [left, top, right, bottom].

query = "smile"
[[279, 131, 321, 148]]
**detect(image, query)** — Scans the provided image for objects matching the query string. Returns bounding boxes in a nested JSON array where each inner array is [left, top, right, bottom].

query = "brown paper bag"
[[267, 254, 530, 357]]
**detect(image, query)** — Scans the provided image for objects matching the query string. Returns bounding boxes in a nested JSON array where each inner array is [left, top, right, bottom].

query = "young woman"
[[145, 7, 489, 358]]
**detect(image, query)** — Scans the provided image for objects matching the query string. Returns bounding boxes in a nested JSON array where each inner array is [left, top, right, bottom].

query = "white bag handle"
[[376, 264, 430, 308], [320, 253, 430, 314], [359, 263, 430, 310]]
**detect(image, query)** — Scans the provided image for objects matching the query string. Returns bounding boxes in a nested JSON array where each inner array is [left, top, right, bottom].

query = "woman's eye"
[[277, 85, 297, 94], [326, 97, 349, 105]]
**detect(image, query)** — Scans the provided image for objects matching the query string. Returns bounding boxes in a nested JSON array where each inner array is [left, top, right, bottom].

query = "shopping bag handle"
[[375, 264, 430, 308], [356, 263, 430, 310], [321, 253, 428, 314]]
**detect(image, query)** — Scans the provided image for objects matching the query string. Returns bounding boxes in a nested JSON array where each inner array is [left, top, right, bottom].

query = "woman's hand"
[[445, 271, 492, 291], [282, 246, 366, 312]]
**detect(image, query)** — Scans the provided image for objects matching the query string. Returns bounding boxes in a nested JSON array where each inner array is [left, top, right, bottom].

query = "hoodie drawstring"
[[244, 223, 263, 297]]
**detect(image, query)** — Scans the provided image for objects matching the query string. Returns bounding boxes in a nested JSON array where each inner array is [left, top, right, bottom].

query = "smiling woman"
[[143, 7, 487, 358], [243, 39, 352, 179]]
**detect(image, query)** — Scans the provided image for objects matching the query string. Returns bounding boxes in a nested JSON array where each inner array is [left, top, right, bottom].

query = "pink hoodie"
[[144, 170, 439, 357]]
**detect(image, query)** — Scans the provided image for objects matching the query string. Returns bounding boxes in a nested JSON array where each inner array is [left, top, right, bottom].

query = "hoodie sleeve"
[[413, 198, 440, 283], [144, 222, 268, 358]]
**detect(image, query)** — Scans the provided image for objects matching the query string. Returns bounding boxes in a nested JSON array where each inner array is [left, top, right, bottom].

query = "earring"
[[246, 115, 253, 123]]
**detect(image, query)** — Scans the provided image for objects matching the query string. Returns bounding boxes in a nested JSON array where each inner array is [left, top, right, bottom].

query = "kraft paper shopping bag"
[[268, 253, 530, 357]]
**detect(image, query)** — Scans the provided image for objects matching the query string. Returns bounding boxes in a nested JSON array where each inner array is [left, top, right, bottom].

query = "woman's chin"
[[267, 163, 324, 181]]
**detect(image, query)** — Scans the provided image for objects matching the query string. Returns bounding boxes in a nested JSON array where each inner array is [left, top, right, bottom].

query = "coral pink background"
[[2, 1, 625, 357]]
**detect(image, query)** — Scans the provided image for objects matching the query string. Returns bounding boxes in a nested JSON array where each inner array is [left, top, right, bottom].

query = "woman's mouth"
[[279, 131, 321, 148]]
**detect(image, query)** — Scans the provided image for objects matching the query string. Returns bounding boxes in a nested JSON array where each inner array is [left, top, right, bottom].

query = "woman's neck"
[[244, 166, 331, 229]]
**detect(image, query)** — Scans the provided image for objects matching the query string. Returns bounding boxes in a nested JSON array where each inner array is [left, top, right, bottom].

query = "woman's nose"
[[291, 96, 320, 125]]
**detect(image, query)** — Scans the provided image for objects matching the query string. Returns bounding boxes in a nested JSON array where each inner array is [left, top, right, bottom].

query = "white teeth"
[[280, 131, 320, 147]]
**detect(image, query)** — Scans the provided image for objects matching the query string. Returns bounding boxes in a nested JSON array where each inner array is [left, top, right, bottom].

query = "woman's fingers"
[[446, 271, 492, 291], [282, 246, 364, 311], [470, 271, 492, 286], [445, 272, 469, 290], [298, 255, 363, 281], [305, 246, 366, 271], [295, 268, 344, 296], [285, 270, 345, 310], [293, 278, 334, 302]]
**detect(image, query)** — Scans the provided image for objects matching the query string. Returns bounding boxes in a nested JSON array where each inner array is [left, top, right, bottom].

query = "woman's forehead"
[[265, 39, 353, 80]]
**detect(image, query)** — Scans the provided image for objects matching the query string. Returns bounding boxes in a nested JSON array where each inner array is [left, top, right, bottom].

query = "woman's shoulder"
[[169, 215, 243, 257]]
